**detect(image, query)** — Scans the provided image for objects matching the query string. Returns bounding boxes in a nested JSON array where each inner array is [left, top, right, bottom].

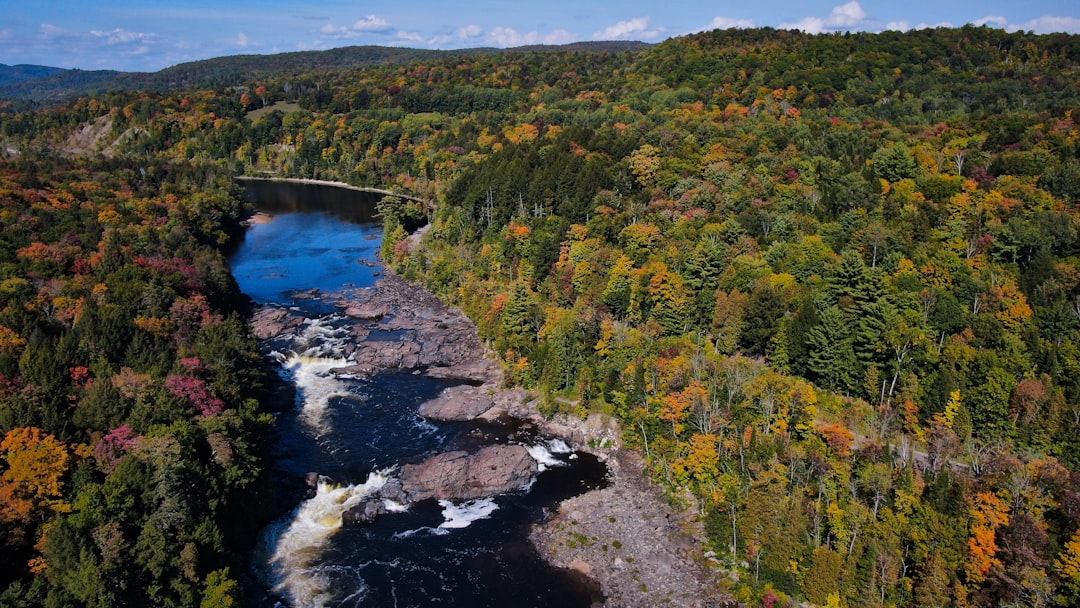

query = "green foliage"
[[0, 159, 273, 606], [5, 23, 1080, 608]]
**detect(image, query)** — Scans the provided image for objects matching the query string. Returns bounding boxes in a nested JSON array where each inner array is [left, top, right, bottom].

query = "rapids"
[[234, 180, 605, 607]]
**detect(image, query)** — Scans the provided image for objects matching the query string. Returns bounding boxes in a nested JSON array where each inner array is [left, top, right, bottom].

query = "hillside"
[[1, 25, 1080, 608], [0, 64, 68, 87], [0, 41, 651, 106]]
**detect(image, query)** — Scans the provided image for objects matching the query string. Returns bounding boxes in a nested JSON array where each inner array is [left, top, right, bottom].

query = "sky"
[[1, 1, 1078, 72]]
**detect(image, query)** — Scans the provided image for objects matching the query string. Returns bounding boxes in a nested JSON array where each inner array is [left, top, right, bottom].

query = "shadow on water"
[[239, 180, 382, 224]]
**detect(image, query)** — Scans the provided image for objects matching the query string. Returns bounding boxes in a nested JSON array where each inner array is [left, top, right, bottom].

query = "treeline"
[[3, 24, 1080, 607], [0, 156, 273, 607]]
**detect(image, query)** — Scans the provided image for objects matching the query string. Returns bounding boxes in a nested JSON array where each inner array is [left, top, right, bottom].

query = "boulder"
[[343, 302, 391, 320], [342, 500, 387, 526], [417, 385, 495, 421], [250, 307, 305, 340], [399, 444, 537, 502]]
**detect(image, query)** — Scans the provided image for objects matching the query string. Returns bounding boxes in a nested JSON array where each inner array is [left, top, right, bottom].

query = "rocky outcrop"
[[341, 499, 387, 525], [326, 273, 498, 382], [398, 444, 537, 502], [250, 307, 306, 340], [418, 384, 497, 421], [341, 444, 538, 526]]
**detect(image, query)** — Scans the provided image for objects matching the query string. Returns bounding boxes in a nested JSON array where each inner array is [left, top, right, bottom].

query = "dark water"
[[233, 181, 605, 608]]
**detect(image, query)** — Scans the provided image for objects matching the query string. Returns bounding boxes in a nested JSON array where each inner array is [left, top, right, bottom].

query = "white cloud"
[[781, 17, 828, 34], [353, 15, 391, 32], [487, 26, 577, 47], [316, 14, 394, 40], [973, 16, 1008, 28], [1011, 16, 1080, 34], [394, 30, 424, 43], [826, 1, 867, 28], [780, 1, 872, 33], [885, 19, 955, 32], [703, 16, 755, 31], [457, 24, 483, 40], [90, 28, 159, 45], [592, 17, 660, 40], [235, 32, 249, 48], [38, 24, 65, 39]]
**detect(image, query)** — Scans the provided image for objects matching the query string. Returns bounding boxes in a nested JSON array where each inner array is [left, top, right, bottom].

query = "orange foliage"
[[966, 491, 1010, 584], [0, 325, 27, 354], [817, 422, 855, 457], [0, 427, 72, 520]]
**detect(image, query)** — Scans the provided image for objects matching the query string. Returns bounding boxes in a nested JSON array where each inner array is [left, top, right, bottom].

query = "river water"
[[232, 181, 606, 608]]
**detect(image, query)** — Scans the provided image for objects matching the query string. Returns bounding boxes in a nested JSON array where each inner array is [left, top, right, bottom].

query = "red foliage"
[[165, 374, 225, 417], [69, 366, 91, 387], [93, 424, 139, 472]]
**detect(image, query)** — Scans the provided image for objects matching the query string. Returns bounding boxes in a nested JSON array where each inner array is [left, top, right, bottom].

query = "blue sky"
[[2, 1, 1078, 72]]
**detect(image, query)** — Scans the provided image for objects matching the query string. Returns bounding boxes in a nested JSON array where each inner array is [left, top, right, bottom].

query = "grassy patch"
[[246, 101, 301, 121]]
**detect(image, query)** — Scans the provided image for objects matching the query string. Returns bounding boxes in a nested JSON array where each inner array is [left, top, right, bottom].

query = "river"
[[231, 180, 606, 607]]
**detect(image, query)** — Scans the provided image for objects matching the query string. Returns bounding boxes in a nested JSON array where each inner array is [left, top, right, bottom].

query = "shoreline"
[[328, 271, 731, 606], [244, 227, 729, 605], [235, 175, 430, 205]]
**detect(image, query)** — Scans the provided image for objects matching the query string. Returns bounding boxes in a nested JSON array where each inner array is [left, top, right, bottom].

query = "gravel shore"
[[530, 447, 733, 608]]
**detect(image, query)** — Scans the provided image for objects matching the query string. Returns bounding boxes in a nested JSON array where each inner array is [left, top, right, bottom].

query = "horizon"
[[2, 1, 1078, 73]]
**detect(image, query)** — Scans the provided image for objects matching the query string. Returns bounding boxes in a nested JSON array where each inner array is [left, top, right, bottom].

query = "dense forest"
[[3, 25, 1080, 607], [0, 157, 274, 606]]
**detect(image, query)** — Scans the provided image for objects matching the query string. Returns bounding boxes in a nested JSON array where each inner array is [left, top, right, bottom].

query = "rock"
[[569, 559, 592, 575], [418, 385, 495, 421], [329, 274, 501, 383], [399, 444, 537, 502], [250, 307, 305, 340], [342, 500, 386, 526], [378, 477, 406, 504], [344, 302, 391, 320], [476, 407, 509, 423]]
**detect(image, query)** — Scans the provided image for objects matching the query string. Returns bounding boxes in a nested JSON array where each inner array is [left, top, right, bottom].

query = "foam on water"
[[266, 472, 390, 608], [437, 498, 499, 530], [546, 438, 572, 454], [280, 354, 352, 430], [525, 443, 566, 472]]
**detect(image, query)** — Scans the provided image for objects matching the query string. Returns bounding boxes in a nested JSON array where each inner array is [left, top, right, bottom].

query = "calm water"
[[233, 181, 605, 608]]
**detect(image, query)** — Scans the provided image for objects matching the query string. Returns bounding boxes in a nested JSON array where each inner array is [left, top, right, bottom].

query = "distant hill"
[[0, 68, 129, 104], [0, 41, 651, 106], [0, 64, 69, 87]]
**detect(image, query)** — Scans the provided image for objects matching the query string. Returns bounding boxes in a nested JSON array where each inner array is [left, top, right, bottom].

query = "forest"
[[2, 24, 1080, 607]]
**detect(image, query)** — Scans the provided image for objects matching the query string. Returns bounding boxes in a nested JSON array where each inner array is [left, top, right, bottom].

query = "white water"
[[438, 498, 500, 530], [273, 315, 356, 430], [526, 443, 567, 472], [267, 473, 390, 608], [546, 438, 572, 454], [279, 354, 352, 430]]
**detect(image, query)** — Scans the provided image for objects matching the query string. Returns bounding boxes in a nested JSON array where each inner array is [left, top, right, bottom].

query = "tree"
[[1056, 529, 1080, 606], [806, 304, 858, 393], [739, 283, 784, 356], [201, 569, 241, 608], [803, 546, 844, 605], [967, 491, 1009, 586]]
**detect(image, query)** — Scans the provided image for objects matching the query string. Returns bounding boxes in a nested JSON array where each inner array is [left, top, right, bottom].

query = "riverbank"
[[529, 447, 733, 608], [236, 175, 429, 205], [253, 269, 731, 607]]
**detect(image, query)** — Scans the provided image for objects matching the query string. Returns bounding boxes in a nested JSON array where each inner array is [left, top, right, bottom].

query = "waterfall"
[[266, 473, 389, 608]]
